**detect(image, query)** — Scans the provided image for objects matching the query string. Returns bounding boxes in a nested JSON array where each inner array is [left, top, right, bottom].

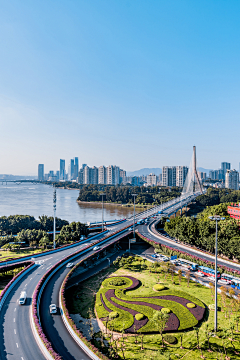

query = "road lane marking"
[[14, 308, 16, 312], [13, 318, 15, 322], [30, 278, 32, 280], [16, 343, 18, 348], [14, 329, 16, 334]]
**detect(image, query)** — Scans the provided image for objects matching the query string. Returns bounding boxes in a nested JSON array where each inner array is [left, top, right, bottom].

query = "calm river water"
[[0, 183, 141, 224]]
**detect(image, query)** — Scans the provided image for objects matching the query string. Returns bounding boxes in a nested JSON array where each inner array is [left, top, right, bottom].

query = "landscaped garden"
[[66, 256, 240, 359]]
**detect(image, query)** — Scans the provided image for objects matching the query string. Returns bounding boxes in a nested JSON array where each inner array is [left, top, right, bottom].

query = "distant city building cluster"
[[205, 162, 239, 190], [38, 159, 240, 190]]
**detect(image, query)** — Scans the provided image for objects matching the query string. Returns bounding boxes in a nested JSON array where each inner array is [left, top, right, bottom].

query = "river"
[[0, 183, 142, 224]]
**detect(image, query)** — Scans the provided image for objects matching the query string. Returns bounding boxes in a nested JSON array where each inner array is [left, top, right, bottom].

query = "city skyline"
[[1, 2, 240, 174]]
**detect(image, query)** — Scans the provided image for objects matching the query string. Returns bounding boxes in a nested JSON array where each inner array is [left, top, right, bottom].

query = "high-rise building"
[[176, 166, 188, 187], [119, 169, 126, 184], [74, 157, 79, 180], [38, 164, 44, 181], [90, 166, 98, 184], [68, 159, 75, 180], [60, 159, 65, 180], [221, 162, 231, 180], [146, 173, 157, 186], [162, 167, 176, 186], [225, 169, 239, 190], [78, 164, 87, 184], [98, 166, 107, 184], [107, 166, 120, 185], [198, 171, 206, 182]]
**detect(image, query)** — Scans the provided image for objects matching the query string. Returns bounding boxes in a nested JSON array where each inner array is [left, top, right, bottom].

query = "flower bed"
[[95, 275, 205, 333], [137, 232, 240, 277]]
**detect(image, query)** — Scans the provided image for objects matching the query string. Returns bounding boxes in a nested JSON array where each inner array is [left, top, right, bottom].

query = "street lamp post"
[[100, 193, 106, 232], [131, 194, 137, 251], [209, 215, 225, 332], [53, 187, 57, 249]]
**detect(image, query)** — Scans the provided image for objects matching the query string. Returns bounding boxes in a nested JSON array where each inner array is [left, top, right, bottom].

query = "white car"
[[218, 279, 229, 285], [93, 246, 100, 251], [80, 235, 86, 240], [49, 304, 57, 314], [208, 276, 216, 282], [128, 227, 133, 231], [66, 263, 74, 268], [197, 272, 205, 277]]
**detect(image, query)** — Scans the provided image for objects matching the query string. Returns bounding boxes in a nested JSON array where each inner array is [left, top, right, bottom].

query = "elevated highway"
[[0, 192, 202, 360]]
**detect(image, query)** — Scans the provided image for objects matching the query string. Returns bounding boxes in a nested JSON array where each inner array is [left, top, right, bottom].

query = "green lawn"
[[0, 249, 42, 262], [66, 258, 240, 360]]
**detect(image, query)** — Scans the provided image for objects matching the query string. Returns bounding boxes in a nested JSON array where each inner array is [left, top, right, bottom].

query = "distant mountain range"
[[126, 168, 162, 176], [126, 167, 212, 177]]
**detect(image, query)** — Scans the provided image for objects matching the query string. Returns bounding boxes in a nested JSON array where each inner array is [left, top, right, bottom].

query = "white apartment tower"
[[107, 165, 120, 185], [147, 173, 157, 186], [98, 166, 107, 184], [225, 169, 239, 190], [176, 166, 188, 187], [162, 167, 177, 187]]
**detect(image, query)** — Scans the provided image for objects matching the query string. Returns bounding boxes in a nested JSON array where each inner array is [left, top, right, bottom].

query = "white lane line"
[[46, 266, 52, 270], [14, 308, 16, 312], [25, 284, 27, 287], [21, 358, 24, 360], [13, 318, 15, 322], [14, 329, 16, 334], [16, 343, 18, 348], [30, 278, 32, 280]]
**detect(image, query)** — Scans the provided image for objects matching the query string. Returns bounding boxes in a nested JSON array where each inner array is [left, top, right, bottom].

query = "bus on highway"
[[198, 266, 220, 278], [178, 258, 198, 271], [231, 278, 240, 290], [221, 273, 235, 283]]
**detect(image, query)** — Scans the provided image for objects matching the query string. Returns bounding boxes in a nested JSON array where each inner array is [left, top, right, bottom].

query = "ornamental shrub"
[[109, 278, 126, 286], [187, 303, 196, 308], [161, 308, 171, 314], [163, 335, 177, 344], [153, 284, 165, 291], [109, 311, 119, 319], [135, 313, 144, 321]]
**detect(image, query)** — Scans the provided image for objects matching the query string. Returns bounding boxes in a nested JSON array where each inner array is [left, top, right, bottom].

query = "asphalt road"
[[0, 194, 197, 360]]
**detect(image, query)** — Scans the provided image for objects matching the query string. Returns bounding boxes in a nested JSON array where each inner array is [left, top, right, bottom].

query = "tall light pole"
[[100, 193, 106, 232], [131, 194, 137, 251], [209, 215, 225, 332], [53, 187, 57, 249]]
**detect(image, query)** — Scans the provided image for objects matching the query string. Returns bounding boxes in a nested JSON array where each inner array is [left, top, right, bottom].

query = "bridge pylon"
[[182, 146, 203, 196]]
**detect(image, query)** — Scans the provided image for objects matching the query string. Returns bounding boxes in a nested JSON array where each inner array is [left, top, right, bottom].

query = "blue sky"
[[0, 1, 240, 175]]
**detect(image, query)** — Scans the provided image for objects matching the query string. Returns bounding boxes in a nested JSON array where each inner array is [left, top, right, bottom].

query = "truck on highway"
[[19, 291, 27, 305]]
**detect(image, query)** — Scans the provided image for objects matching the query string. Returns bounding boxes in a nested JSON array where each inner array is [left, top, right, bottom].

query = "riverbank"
[[77, 200, 154, 209]]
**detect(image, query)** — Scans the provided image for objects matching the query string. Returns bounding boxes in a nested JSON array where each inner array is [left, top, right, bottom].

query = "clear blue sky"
[[0, 0, 240, 175]]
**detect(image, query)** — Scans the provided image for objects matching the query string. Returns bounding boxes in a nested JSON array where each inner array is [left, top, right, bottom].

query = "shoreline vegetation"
[[77, 200, 154, 209]]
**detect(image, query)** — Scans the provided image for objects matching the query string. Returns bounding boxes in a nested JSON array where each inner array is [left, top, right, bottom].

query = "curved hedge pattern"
[[96, 275, 205, 333]]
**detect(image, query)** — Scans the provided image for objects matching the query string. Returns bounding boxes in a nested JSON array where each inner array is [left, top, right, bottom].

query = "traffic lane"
[[39, 232, 130, 359], [140, 224, 240, 274], [142, 243, 239, 294], [40, 262, 91, 359], [66, 249, 125, 288], [1, 266, 45, 360]]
